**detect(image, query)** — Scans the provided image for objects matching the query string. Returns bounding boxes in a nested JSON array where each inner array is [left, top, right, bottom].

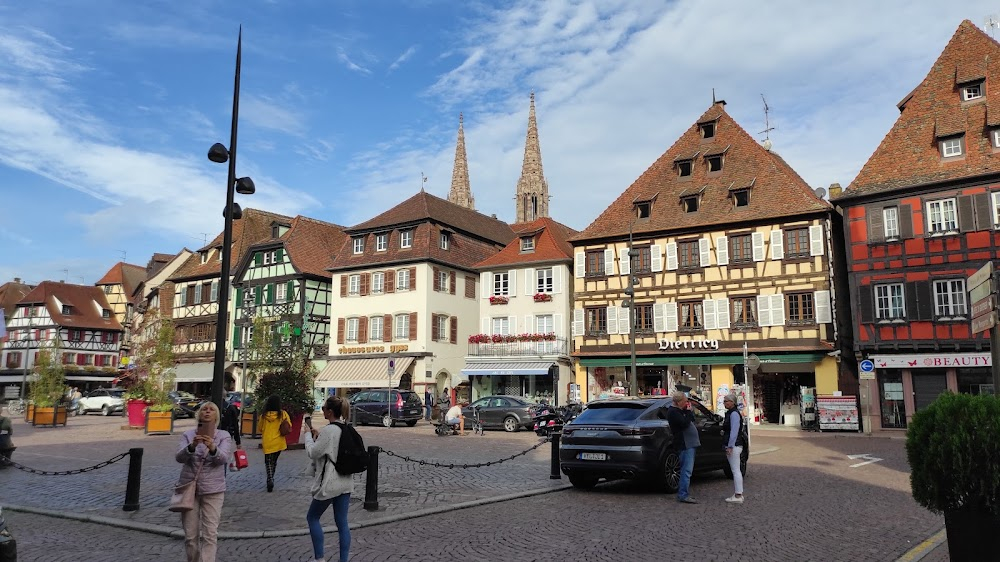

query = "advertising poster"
[[817, 396, 859, 431]]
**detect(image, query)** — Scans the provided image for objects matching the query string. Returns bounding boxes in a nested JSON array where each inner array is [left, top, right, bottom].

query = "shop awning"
[[461, 361, 554, 376], [315, 356, 414, 388], [0, 375, 34, 384], [578, 353, 827, 367], [65, 375, 116, 382], [173, 363, 215, 382]]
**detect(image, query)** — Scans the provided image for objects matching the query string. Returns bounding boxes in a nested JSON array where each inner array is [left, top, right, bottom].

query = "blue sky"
[[0, 0, 994, 286]]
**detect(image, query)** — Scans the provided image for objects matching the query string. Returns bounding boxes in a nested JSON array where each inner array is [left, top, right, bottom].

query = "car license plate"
[[578, 452, 607, 461]]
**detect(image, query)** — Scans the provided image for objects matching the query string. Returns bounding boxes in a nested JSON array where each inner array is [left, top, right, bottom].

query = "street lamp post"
[[208, 27, 255, 409], [623, 219, 639, 396]]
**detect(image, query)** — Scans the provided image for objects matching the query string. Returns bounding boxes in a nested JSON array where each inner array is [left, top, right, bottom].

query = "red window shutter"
[[433, 267, 441, 291], [409, 312, 417, 340], [431, 314, 440, 341], [361, 273, 370, 296], [383, 314, 392, 342], [450, 316, 457, 344], [386, 270, 395, 293], [358, 316, 368, 343], [410, 267, 417, 290], [95, 355, 102, 367], [340, 275, 348, 298], [449, 271, 456, 295], [337, 318, 345, 345], [77, 354, 85, 365]]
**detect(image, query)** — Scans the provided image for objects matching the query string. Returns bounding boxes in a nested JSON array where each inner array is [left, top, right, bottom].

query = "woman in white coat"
[[304, 396, 353, 562]]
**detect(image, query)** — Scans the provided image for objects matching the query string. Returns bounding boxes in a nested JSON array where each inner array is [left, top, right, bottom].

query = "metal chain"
[[0, 451, 131, 476], [380, 439, 547, 469]]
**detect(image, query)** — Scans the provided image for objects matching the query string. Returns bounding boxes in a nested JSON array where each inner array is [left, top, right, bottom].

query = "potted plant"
[[906, 391, 1000, 561], [28, 342, 68, 427], [125, 312, 176, 429], [252, 347, 316, 447], [489, 295, 509, 305], [144, 400, 175, 435]]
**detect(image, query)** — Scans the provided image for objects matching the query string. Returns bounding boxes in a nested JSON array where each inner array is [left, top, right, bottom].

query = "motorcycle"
[[532, 403, 582, 438]]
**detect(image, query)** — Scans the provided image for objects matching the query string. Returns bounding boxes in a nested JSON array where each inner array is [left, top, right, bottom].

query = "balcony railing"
[[467, 338, 569, 357]]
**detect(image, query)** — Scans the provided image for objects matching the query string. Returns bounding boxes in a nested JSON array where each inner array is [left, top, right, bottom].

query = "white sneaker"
[[725, 495, 744, 503]]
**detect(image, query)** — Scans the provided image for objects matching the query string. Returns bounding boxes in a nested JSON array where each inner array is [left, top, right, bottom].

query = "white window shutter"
[[572, 309, 584, 336], [757, 295, 772, 327], [553, 313, 563, 337], [525, 268, 535, 296], [703, 299, 718, 330], [664, 302, 678, 332], [653, 303, 666, 332], [508, 270, 517, 296], [770, 294, 785, 326], [604, 249, 615, 275], [815, 290, 832, 323], [809, 225, 825, 256], [651, 245, 664, 272], [619, 248, 631, 275], [752, 232, 765, 262], [618, 307, 631, 334], [666, 242, 679, 271], [552, 267, 562, 294], [716, 236, 729, 266], [699, 238, 711, 267], [607, 306, 620, 335], [716, 298, 731, 329], [508, 315, 517, 335], [575, 252, 585, 278], [770, 230, 784, 260], [480, 272, 491, 299]]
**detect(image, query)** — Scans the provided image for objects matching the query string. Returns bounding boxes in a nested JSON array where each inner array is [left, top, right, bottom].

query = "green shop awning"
[[578, 353, 826, 368]]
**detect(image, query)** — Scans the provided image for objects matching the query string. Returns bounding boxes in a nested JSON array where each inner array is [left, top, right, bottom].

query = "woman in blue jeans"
[[304, 396, 353, 562]]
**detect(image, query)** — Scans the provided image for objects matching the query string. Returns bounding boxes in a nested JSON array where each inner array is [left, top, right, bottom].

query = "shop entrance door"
[[912, 371, 947, 412]]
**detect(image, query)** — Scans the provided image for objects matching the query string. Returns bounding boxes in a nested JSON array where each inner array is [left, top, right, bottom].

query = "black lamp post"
[[623, 218, 639, 396], [209, 27, 254, 409]]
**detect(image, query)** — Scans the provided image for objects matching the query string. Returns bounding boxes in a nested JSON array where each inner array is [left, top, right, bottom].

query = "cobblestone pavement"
[[2, 417, 945, 561]]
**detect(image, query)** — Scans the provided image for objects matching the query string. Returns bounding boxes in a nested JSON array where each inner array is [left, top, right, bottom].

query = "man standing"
[[666, 391, 700, 504], [424, 386, 435, 421]]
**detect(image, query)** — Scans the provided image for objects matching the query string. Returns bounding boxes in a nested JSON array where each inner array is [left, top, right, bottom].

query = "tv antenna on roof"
[[420, 172, 427, 191], [118, 250, 127, 262], [986, 15, 1000, 37], [759, 94, 776, 151]]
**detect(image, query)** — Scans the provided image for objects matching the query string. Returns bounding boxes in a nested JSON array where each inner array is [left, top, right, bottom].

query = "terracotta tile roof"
[[349, 191, 514, 245], [281, 216, 347, 277], [475, 217, 579, 269], [169, 208, 295, 281], [0, 279, 34, 319], [19, 281, 123, 331], [573, 102, 829, 242], [838, 20, 1000, 200]]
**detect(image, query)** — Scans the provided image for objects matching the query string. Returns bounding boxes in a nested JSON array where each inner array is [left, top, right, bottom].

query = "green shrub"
[[906, 391, 1000, 516], [252, 369, 314, 415]]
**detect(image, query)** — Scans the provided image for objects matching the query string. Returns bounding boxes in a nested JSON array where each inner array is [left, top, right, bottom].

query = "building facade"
[[95, 261, 147, 360], [833, 20, 1000, 430], [571, 101, 850, 425]]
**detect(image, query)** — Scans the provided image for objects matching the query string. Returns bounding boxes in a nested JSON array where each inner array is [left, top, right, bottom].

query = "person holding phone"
[[259, 394, 291, 492], [303, 396, 353, 562], [175, 401, 232, 562]]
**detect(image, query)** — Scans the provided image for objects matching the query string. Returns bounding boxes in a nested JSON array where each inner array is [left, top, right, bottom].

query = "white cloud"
[[388, 45, 418, 72], [241, 93, 306, 136], [337, 47, 372, 75]]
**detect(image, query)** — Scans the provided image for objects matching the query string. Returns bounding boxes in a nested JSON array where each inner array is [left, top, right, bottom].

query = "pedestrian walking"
[[259, 394, 291, 493], [176, 402, 233, 562], [0, 409, 14, 468], [666, 390, 700, 504], [303, 396, 353, 562], [423, 386, 435, 421], [220, 379, 241, 449], [722, 394, 746, 504]]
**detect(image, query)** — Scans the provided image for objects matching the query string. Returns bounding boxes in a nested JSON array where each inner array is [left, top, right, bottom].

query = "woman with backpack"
[[259, 394, 291, 493], [721, 393, 746, 504], [303, 395, 353, 562]]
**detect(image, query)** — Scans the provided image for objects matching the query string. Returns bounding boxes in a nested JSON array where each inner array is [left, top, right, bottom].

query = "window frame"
[[635, 303, 654, 335], [785, 292, 816, 325], [437, 270, 449, 293], [375, 233, 388, 252], [585, 250, 605, 278], [732, 189, 750, 208], [707, 155, 723, 172], [493, 272, 510, 296], [784, 228, 810, 259], [348, 274, 360, 296], [940, 137, 964, 158], [731, 296, 758, 330], [926, 198, 959, 234], [677, 160, 692, 177], [679, 300, 704, 333], [584, 306, 607, 337], [352, 237, 365, 254], [883, 207, 900, 240], [933, 279, 967, 320], [491, 316, 511, 336], [536, 267, 554, 293], [635, 202, 651, 219], [399, 230, 413, 249], [394, 314, 409, 340], [520, 236, 535, 252], [371, 272, 385, 294], [436, 315, 449, 341], [874, 283, 906, 321], [440, 232, 450, 250], [369, 316, 383, 341], [346, 317, 359, 343], [535, 314, 554, 335], [396, 269, 411, 291], [678, 240, 701, 271], [729, 234, 753, 264], [681, 195, 699, 213], [700, 122, 716, 139], [962, 82, 984, 101]]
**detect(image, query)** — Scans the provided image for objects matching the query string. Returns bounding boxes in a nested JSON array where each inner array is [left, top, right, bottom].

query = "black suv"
[[348, 390, 423, 427], [559, 397, 749, 491]]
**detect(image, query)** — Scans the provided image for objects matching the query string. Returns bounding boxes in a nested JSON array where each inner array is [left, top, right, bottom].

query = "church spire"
[[515, 91, 549, 223], [447, 112, 475, 210]]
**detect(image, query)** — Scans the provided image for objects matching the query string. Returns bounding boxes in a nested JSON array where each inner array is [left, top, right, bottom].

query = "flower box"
[[144, 408, 174, 435], [468, 333, 558, 344], [533, 293, 553, 303], [489, 295, 509, 305]]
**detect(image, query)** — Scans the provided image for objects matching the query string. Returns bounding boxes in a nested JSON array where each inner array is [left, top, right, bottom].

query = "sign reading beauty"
[[658, 338, 720, 351], [870, 353, 992, 369]]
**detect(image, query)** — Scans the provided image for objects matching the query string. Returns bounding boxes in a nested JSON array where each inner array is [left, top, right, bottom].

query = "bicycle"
[[5, 399, 26, 417], [471, 406, 485, 436]]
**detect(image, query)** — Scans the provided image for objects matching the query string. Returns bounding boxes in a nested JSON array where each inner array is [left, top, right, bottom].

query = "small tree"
[[242, 315, 283, 390], [29, 340, 66, 407], [123, 311, 176, 410]]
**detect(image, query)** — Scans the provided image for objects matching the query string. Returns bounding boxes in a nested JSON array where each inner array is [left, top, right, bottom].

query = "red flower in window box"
[[468, 334, 491, 344], [489, 295, 509, 305], [533, 293, 553, 302]]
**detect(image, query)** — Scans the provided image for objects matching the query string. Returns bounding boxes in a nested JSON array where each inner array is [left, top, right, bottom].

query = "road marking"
[[895, 528, 946, 562], [749, 446, 779, 456], [848, 453, 883, 468]]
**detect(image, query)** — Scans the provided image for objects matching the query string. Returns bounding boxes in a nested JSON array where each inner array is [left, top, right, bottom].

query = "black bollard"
[[122, 448, 143, 512], [363, 446, 379, 511], [550, 432, 561, 479], [0, 507, 16, 562]]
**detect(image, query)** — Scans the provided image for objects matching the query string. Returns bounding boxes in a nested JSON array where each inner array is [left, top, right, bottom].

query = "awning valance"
[[173, 362, 215, 382], [461, 361, 554, 376], [65, 375, 116, 382], [578, 353, 827, 367], [315, 356, 414, 388]]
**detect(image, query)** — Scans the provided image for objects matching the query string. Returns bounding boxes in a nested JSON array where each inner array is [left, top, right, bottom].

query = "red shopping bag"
[[233, 447, 249, 470]]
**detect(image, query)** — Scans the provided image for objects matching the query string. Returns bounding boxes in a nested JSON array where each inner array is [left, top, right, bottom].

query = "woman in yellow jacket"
[[259, 394, 291, 492]]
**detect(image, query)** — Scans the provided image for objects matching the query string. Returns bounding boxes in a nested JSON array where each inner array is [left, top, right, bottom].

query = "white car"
[[78, 388, 125, 416]]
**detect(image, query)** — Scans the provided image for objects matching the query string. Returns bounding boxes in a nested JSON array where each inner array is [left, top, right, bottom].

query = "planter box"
[[945, 508, 1000, 560], [241, 411, 261, 438], [24, 403, 33, 423], [284, 412, 305, 447], [126, 399, 152, 428], [31, 405, 67, 427], [144, 409, 174, 435]]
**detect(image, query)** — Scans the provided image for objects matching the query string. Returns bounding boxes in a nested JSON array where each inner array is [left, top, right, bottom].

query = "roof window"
[[732, 188, 750, 208], [682, 195, 699, 213], [940, 136, 964, 158], [962, 82, 984, 102], [677, 160, 692, 177], [520, 236, 535, 252], [700, 122, 716, 139], [707, 155, 723, 172], [635, 201, 651, 219]]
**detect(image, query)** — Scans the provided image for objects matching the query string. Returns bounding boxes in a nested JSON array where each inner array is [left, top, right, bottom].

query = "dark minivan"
[[348, 389, 423, 427]]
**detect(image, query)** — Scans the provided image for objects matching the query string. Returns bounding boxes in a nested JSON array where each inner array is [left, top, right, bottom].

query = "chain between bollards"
[[549, 432, 561, 479]]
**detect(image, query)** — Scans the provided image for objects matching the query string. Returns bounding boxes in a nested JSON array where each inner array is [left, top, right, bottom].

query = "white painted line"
[[749, 446, 779, 456], [849, 458, 883, 468]]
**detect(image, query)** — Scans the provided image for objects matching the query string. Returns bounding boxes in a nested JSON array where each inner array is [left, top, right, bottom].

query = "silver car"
[[78, 388, 125, 416]]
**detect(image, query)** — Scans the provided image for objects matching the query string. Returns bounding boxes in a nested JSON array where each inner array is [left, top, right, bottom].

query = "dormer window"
[[732, 188, 750, 208], [991, 129, 1000, 149], [700, 122, 716, 139], [440, 232, 450, 250], [677, 160, 692, 177], [62, 305, 71, 315], [102, 309, 111, 319], [352, 237, 365, 254], [940, 136, 964, 158], [521, 236, 535, 252], [682, 195, 699, 213], [635, 201, 651, 219], [962, 82, 984, 101], [707, 155, 723, 172], [199, 251, 208, 264]]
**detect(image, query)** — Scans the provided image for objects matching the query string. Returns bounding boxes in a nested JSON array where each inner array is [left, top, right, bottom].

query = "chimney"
[[13, 278, 20, 283], [828, 183, 843, 199], [491, 214, 497, 219]]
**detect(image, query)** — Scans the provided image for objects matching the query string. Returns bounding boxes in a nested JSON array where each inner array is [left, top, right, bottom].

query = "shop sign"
[[870, 353, 992, 369], [658, 338, 720, 351]]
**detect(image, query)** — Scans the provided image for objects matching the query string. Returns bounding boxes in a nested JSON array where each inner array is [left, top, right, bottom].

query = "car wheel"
[[382, 414, 395, 428], [405, 420, 418, 427], [503, 416, 519, 433], [101, 405, 110, 416], [569, 474, 598, 489], [658, 451, 681, 493]]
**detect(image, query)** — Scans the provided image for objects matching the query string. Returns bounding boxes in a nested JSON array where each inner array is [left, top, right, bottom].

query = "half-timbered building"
[[95, 261, 147, 360], [570, 100, 851, 425], [0, 282, 123, 393], [833, 20, 1000, 430], [127, 250, 192, 367]]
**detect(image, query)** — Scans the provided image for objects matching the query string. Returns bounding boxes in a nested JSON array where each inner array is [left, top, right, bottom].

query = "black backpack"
[[331, 422, 369, 475]]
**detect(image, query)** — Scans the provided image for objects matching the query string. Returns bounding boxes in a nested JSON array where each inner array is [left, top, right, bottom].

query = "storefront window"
[[877, 369, 906, 429], [957, 368, 993, 396]]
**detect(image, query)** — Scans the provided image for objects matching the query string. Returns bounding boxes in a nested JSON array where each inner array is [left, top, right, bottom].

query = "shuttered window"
[[875, 284, 905, 320], [784, 228, 809, 258]]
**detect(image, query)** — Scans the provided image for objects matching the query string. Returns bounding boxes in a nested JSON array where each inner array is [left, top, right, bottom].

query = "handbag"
[[233, 447, 249, 470], [169, 451, 204, 513], [278, 414, 291, 437]]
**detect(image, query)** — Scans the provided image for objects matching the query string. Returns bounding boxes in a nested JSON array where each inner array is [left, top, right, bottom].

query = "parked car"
[[225, 391, 254, 411], [461, 395, 535, 432], [77, 388, 125, 416], [348, 390, 423, 427], [168, 391, 204, 419], [559, 397, 749, 491]]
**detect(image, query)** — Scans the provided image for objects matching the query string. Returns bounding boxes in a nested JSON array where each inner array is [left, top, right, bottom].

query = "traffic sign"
[[972, 311, 997, 335], [969, 262, 994, 290], [859, 359, 874, 373], [971, 295, 996, 319], [970, 279, 995, 305], [387, 358, 395, 377]]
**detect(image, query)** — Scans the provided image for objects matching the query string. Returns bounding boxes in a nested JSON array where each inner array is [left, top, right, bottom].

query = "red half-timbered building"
[[833, 20, 1000, 430]]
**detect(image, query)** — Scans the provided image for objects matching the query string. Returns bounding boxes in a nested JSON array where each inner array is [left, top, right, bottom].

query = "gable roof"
[[238, 215, 347, 278], [96, 262, 147, 297], [573, 102, 829, 242], [348, 190, 514, 245], [839, 20, 1000, 200], [475, 217, 579, 269], [19, 281, 123, 331], [0, 279, 34, 319]]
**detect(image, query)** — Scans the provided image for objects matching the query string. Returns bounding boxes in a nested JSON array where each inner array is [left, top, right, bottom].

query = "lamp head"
[[235, 177, 255, 195], [208, 143, 229, 164], [621, 299, 631, 308], [223, 202, 243, 220]]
